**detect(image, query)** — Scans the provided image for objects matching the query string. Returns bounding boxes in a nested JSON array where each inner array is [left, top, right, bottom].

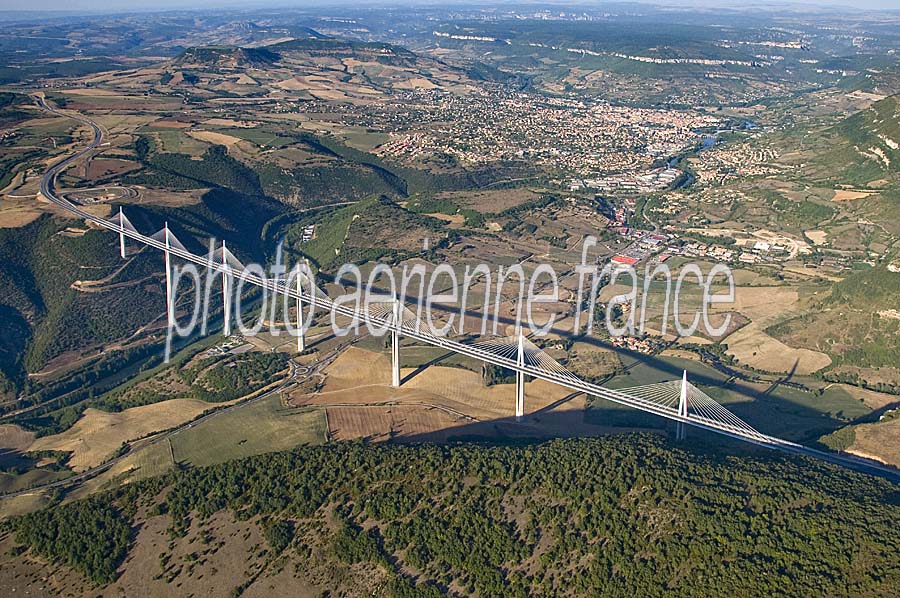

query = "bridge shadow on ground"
[[182, 273, 879, 449], [384, 411, 900, 484], [386, 408, 776, 462], [315, 318, 865, 448], [334, 274, 812, 400], [401, 350, 457, 385]]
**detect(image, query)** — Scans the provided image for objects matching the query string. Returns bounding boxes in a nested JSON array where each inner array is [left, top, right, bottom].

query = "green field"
[[142, 129, 209, 155], [170, 395, 326, 467]]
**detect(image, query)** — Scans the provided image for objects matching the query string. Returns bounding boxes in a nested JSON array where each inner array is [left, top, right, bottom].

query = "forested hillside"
[[5, 436, 900, 596], [0, 216, 163, 398]]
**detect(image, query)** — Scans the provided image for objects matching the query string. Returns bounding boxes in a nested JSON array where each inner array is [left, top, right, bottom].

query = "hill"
[[0, 180, 284, 421], [268, 38, 417, 64], [2, 436, 899, 595], [0, 216, 164, 401], [85, 35, 479, 100], [768, 261, 900, 393], [830, 93, 900, 177], [173, 46, 280, 69]]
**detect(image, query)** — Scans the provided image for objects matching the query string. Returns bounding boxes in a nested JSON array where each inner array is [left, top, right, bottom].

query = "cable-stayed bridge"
[[34, 97, 900, 479]]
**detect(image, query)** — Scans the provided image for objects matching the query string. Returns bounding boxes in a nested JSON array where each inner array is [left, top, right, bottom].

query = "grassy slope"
[[280, 195, 447, 272], [769, 262, 900, 385]]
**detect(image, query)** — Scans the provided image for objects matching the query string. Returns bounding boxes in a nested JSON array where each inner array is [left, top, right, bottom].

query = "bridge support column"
[[676, 370, 688, 441], [118, 207, 126, 259], [221, 241, 231, 337], [515, 333, 525, 421], [164, 222, 173, 330], [391, 298, 401, 387], [296, 272, 304, 353]]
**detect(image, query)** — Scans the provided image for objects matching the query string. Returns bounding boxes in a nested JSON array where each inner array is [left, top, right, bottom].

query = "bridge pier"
[[296, 272, 304, 353], [118, 207, 126, 259], [515, 333, 525, 421], [221, 241, 232, 337], [164, 222, 173, 330], [676, 370, 688, 441], [391, 298, 401, 387]]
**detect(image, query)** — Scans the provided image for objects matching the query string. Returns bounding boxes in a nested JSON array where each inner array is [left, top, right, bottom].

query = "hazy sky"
[[1, 0, 898, 12]]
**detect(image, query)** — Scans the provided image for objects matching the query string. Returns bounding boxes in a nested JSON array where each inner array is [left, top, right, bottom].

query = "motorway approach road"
[[17, 95, 900, 485]]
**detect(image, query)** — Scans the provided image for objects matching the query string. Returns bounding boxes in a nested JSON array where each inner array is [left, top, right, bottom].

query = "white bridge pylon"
[[198, 240, 244, 337], [620, 372, 767, 442], [104, 209, 768, 445], [365, 298, 421, 387], [465, 333, 581, 422]]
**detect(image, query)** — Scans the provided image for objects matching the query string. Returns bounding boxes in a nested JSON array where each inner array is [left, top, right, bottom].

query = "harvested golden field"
[[234, 73, 259, 85], [133, 187, 206, 208], [720, 286, 832, 374], [781, 266, 844, 282], [293, 347, 615, 442], [148, 118, 192, 129], [394, 77, 440, 89], [318, 346, 392, 390], [28, 398, 219, 472], [0, 204, 47, 228], [92, 114, 156, 133], [725, 321, 832, 374], [0, 493, 50, 521], [805, 230, 828, 245], [326, 404, 465, 442], [832, 189, 874, 201], [0, 424, 35, 452], [187, 130, 243, 146], [78, 203, 113, 220], [848, 419, 900, 467], [273, 77, 313, 91], [435, 188, 541, 213], [595, 281, 831, 373], [202, 118, 260, 128], [85, 158, 139, 179]]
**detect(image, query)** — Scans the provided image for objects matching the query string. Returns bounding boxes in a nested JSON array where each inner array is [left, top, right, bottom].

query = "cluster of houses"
[[298, 224, 316, 243], [609, 335, 657, 354], [572, 167, 683, 194]]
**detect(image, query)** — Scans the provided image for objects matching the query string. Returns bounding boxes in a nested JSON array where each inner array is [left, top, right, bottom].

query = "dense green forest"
[[130, 144, 264, 196], [7, 435, 900, 595]]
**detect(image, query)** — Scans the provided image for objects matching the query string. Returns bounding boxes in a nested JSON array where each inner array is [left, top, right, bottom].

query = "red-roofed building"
[[611, 255, 640, 266]]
